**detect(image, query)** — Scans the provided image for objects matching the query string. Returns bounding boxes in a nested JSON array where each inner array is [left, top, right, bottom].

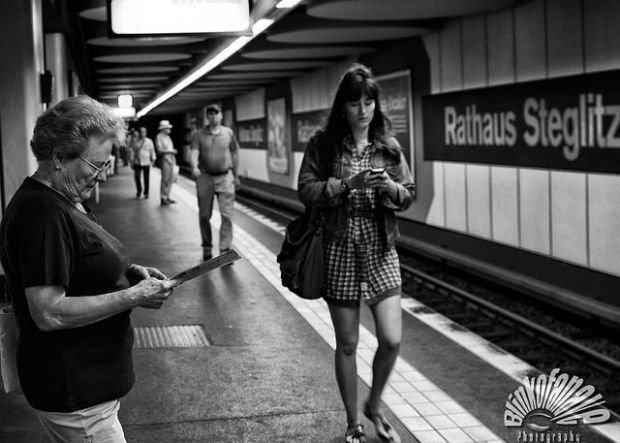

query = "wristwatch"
[[340, 178, 350, 192]]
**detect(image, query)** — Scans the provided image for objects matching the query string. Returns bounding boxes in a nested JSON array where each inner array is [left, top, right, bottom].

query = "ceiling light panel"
[[98, 76, 169, 83], [307, 0, 516, 20], [87, 36, 207, 47], [223, 60, 332, 71], [268, 25, 426, 44], [94, 53, 191, 63], [96, 66, 180, 74], [242, 45, 375, 60]]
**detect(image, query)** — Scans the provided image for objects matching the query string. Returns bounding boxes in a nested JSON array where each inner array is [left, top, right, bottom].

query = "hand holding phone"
[[347, 168, 387, 190], [366, 167, 390, 191]]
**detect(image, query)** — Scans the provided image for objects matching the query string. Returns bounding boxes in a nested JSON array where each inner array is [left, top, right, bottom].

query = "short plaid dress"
[[323, 142, 401, 306]]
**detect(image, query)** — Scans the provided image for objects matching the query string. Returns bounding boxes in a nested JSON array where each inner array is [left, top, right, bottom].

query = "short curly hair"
[[30, 95, 126, 161]]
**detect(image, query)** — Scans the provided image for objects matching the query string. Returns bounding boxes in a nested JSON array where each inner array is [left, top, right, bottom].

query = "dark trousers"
[[133, 165, 150, 197]]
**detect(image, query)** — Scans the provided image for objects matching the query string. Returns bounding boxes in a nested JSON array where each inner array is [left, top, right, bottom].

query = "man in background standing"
[[190, 104, 240, 261], [130, 126, 157, 199], [156, 120, 178, 205]]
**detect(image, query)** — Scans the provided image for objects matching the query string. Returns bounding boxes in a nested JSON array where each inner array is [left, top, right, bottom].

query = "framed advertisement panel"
[[267, 97, 289, 174], [292, 110, 327, 152], [376, 70, 414, 174], [237, 119, 266, 150]]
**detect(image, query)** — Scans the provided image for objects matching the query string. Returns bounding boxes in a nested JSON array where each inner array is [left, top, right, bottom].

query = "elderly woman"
[[0, 96, 173, 443]]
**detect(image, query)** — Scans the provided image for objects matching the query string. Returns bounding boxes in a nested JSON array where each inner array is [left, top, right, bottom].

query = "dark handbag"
[[277, 209, 324, 299]]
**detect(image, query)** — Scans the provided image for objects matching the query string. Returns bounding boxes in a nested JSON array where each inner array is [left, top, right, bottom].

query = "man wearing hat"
[[190, 104, 240, 260], [156, 120, 178, 205]]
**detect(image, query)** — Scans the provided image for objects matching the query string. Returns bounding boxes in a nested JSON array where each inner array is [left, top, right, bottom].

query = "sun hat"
[[158, 120, 173, 130]]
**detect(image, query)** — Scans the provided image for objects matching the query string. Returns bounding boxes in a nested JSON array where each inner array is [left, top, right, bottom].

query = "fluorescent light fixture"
[[109, 0, 251, 35], [276, 0, 302, 8], [117, 94, 133, 108], [136, 18, 275, 118], [112, 107, 136, 118], [251, 18, 274, 35]]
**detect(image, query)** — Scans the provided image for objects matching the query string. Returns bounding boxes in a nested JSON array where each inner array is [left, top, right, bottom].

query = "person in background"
[[155, 120, 178, 205], [109, 143, 118, 176], [121, 128, 137, 167], [189, 104, 240, 260], [0, 95, 173, 443], [129, 126, 156, 199], [297, 64, 415, 443]]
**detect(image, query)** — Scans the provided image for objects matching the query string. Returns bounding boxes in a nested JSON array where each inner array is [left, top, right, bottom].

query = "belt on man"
[[203, 169, 230, 175], [349, 208, 375, 218]]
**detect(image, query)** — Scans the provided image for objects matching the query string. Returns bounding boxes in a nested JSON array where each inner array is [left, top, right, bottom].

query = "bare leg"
[[367, 294, 402, 412], [328, 303, 361, 427]]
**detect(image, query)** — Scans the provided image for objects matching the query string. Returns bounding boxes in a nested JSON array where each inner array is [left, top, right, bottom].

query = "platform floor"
[[1, 165, 619, 443]]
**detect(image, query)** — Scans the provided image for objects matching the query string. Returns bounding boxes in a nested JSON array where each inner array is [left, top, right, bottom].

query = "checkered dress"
[[324, 142, 401, 305]]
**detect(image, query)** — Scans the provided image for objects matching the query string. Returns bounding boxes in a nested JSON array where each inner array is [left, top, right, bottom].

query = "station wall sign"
[[108, 0, 251, 36], [237, 119, 266, 150], [422, 69, 620, 174]]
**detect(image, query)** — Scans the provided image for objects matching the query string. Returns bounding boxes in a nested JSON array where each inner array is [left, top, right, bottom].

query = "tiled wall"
[[422, 0, 620, 277]]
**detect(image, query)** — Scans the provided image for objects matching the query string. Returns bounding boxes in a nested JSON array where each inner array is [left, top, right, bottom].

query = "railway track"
[[399, 257, 620, 414], [237, 192, 620, 414]]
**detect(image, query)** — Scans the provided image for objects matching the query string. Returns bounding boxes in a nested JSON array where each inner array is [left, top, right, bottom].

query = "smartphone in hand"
[[369, 167, 385, 175]]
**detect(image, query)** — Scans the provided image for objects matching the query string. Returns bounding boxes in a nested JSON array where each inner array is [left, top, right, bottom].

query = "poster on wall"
[[267, 98, 289, 174], [292, 110, 327, 152], [237, 119, 266, 150], [376, 70, 414, 168]]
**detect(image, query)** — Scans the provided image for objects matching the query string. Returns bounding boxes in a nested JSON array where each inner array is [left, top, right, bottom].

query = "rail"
[[401, 263, 620, 376]]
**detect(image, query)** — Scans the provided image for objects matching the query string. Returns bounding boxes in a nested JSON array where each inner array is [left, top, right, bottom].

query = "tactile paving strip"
[[133, 325, 209, 348]]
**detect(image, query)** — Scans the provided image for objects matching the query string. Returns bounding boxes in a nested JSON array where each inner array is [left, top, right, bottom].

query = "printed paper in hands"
[[168, 249, 241, 288]]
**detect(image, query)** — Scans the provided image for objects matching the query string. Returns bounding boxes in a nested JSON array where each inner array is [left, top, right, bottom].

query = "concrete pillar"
[[0, 0, 45, 212], [45, 33, 69, 106], [69, 70, 81, 96]]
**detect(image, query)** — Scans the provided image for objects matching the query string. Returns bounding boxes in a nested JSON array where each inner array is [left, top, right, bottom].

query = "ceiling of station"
[[44, 0, 517, 117]]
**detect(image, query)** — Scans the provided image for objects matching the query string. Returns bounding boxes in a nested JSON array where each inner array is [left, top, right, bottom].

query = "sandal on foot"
[[345, 423, 366, 443], [363, 403, 401, 443]]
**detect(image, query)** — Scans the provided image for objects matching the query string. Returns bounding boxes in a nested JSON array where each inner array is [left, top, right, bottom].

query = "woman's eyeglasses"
[[78, 156, 111, 177]]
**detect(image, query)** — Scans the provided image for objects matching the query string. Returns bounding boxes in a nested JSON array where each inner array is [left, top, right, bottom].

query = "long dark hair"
[[315, 64, 398, 170]]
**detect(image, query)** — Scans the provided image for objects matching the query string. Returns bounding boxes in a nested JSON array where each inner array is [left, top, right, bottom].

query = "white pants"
[[36, 399, 127, 443]]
